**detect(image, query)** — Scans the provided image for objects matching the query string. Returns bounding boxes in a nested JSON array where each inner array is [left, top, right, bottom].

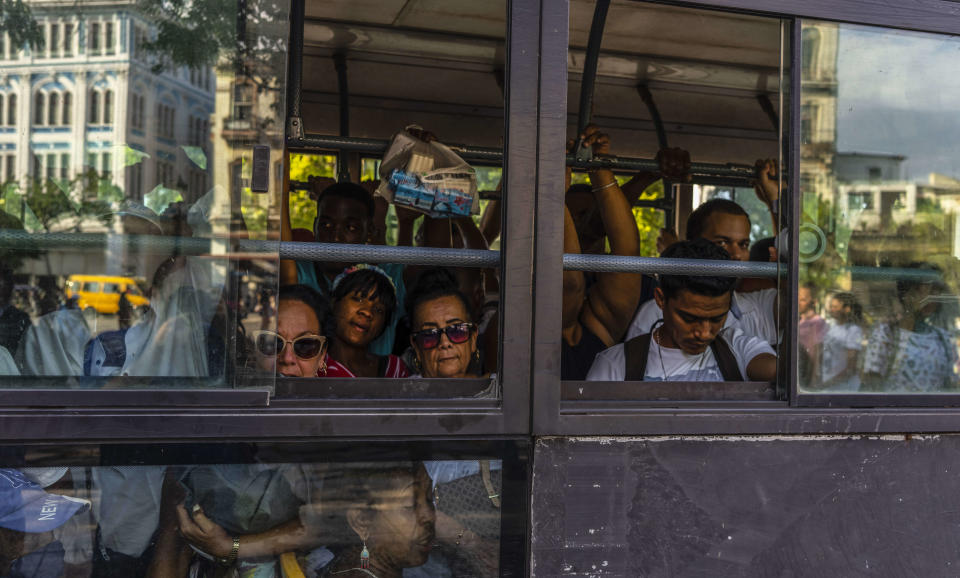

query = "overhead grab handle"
[[573, 0, 612, 162]]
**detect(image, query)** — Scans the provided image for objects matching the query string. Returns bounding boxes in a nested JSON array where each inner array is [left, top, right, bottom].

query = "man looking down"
[[626, 198, 778, 346], [587, 239, 776, 382]]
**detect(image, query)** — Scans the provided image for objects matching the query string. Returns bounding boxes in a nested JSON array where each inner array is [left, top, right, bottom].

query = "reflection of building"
[[800, 22, 839, 203], [836, 152, 909, 231], [0, 0, 215, 203], [835, 151, 960, 260], [211, 66, 283, 234]]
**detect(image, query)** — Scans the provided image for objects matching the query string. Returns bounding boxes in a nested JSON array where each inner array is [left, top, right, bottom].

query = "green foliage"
[[798, 194, 847, 292], [240, 188, 267, 234], [144, 185, 183, 214], [634, 179, 663, 257], [139, 0, 235, 70], [0, 172, 115, 243], [361, 158, 379, 182], [136, 0, 287, 96], [475, 166, 502, 192], [287, 154, 336, 232], [571, 173, 666, 257], [0, 0, 43, 51]]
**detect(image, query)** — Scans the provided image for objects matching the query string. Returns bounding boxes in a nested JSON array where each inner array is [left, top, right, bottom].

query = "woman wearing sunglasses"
[[254, 284, 329, 377], [325, 265, 410, 378], [406, 268, 486, 379]]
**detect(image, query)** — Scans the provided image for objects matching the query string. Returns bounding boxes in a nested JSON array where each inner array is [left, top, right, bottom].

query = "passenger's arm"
[[421, 215, 489, 251], [394, 205, 419, 247], [369, 189, 388, 246], [455, 218, 489, 251], [754, 158, 780, 230], [176, 505, 324, 560], [562, 204, 586, 337], [620, 147, 691, 204], [145, 472, 195, 578], [578, 128, 643, 346], [479, 198, 501, 246], [455, 214, 501, 296], [746, 352, 777, 382]]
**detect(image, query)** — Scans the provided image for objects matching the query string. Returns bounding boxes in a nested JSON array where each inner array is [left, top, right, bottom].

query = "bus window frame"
[[279, 0, 534, 437], [0, 0, 535, 441], [1, 0, 959, 443], [0, 437, 532, 578], [532, 0, 960, 436]]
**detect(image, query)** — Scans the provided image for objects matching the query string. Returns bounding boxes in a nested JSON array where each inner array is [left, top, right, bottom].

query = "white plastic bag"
[[375, 127, 479, 218]]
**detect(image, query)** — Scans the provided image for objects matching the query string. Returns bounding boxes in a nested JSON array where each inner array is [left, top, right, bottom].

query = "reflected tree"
[[0, 0, 43, 51], [137, 0, 287, 94]]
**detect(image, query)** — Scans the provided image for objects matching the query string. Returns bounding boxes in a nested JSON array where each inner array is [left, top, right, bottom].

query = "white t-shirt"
[[0, 345, 17, 375], [626, 289, 778, 346], [586, 328, 775, 381], [820, 321, 863, 390]]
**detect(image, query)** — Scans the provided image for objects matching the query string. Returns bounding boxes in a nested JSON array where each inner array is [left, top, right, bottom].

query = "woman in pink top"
[[322, 265, 410, 378]]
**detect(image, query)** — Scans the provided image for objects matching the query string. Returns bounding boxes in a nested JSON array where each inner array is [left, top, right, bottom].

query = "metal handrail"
[[287, 133, 758, 178], [0, 231, 943, 281], [563, 254, 777, 277], [274, 242, 499, 268], [288, 180, 505, 201]]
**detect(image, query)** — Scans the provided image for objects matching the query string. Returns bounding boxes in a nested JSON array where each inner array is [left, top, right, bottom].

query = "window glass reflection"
[[799, 22, 960, 393], [0, 459, 503, 577], [0, 0, 285, 384]]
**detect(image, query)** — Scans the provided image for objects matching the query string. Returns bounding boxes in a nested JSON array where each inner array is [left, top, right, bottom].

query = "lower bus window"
[[0, 455, 505, 576], [798, 21, 960, 395]]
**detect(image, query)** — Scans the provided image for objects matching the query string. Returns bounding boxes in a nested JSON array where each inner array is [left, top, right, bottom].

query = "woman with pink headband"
[[323, 265, 410, 378]]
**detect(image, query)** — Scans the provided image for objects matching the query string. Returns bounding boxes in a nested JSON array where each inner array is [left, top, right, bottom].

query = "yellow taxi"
[[65, 275, 150, 314]]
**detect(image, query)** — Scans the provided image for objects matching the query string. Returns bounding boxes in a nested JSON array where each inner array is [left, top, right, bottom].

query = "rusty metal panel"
[[532, 435, 960, 577]]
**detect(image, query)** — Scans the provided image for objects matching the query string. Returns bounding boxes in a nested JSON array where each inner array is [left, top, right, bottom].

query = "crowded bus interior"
[[0, 0, 959, 575]]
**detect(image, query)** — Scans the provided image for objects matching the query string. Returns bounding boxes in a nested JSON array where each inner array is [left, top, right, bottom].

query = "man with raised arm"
[[626, 158, 782, 346], [587, 238, 776, 382], [562, 126, 645, 380]]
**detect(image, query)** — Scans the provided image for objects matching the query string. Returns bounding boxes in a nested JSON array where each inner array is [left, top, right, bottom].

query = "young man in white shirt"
[[626, 159, 781, 346], [587, 239, 777, 382], [626, 198, 778, 345]]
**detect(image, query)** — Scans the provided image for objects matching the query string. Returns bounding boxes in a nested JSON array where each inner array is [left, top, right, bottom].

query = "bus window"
[[0, 441, 519, 578], [281, 0, 507, 395], [798, 22, 960, 397], [0, 0, 284, 387], [562, 2, 785, 395]]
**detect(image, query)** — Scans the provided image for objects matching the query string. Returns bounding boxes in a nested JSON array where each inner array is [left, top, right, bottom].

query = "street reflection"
[[799, 22, 960, 393], [0, 460, 502, 577]]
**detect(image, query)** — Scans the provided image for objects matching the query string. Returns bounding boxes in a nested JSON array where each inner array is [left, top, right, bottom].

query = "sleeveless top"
[[561, 325, 607, 380]]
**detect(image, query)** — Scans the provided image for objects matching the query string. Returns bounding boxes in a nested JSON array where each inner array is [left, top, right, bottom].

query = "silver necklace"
[[654, 327, 709, 380], [330, 568, 380, 578]]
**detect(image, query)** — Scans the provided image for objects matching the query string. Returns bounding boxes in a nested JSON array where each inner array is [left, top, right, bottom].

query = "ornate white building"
[[0, 0, 215, 204]]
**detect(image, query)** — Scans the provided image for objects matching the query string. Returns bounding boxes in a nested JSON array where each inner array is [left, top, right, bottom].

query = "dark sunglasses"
[[411, 323, 475, 350], [254, 331, 327, 359]]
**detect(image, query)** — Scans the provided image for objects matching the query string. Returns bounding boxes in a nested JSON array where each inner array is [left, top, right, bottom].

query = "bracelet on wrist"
[[591, 181, 617, 192], [216, 537, 240, 566]]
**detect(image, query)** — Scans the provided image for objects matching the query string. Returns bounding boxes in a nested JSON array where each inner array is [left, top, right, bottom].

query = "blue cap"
[[0, 469, 90, 533]]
